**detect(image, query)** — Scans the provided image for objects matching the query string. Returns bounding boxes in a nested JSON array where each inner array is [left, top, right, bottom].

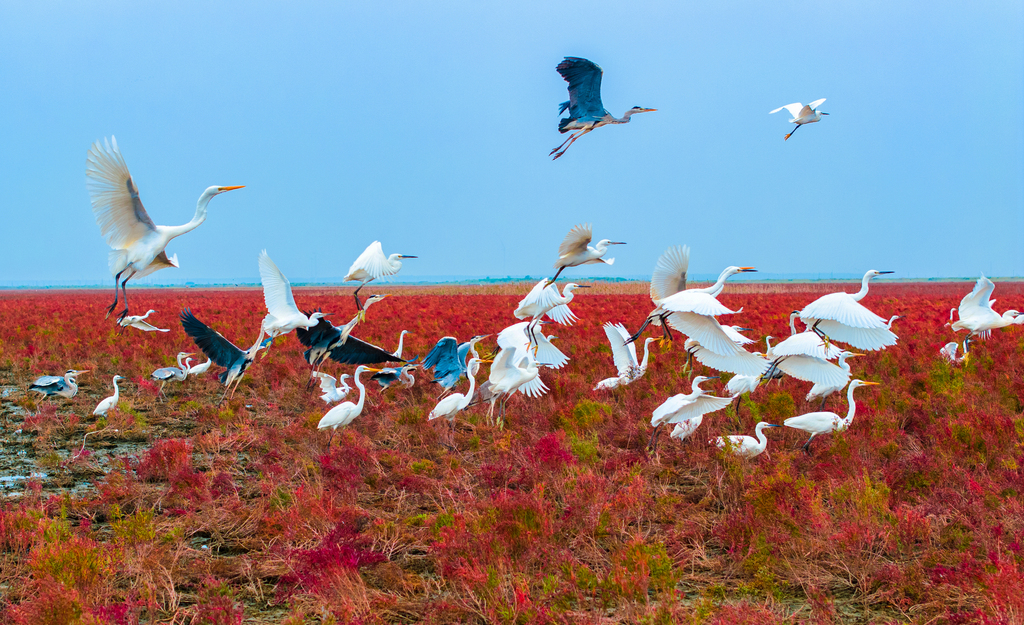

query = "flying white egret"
[[784, 380, 878, 453], [763, 336, 850, 388], [550, 57, 656, 160], [769, 99, 828, 140], [649, 376, 733, 450], [515, 280, 588, 326], [258, 250, 328, 344], [423, 335, 491, 389], [151, 352, 194, 397], [940, 339, 970, 364], [343, 242, 416, 310], [726, 373, 762, 417], [669, 417, 703, 443], [180, 310, 267, 404], [770, 312, 844, 361], [187, 358, 213, 377], [594, 323, 656, 390], [950, 274, 1020, 340], [93, 375, 124, 417], [312, 372, 351, 404], [805, 351, 863, 409], [86, 137, 243, 320], [484, 346, 545, 428], [118, 310, 169, 333], [715, 422, 782, 458], [497, 321, 568, 370], [683, 338, 771, 378], [428, 358, 488, 446], [630, 246, 690, 342], [799, 270, 898, 351], [317, 365, 381, 446], [549, 224, 625, 283], [30, 369, 89, 399]]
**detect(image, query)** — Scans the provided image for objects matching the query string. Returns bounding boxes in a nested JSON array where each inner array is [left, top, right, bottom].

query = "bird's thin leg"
[[158, 381, 166, 399], [106, 269, 126, 318], [660, 314, 675, 341], [735, 397, 743, 419], [548, 266, 566, 285], [785, 124, 801, 141], [116, 271, 134, 322], [646, 424, 662, 453], [819, 396, 827, 411], [552, 128, 593, 160], [549, 132, 579, 156], [353, 284, 365, 311], [327, 429, 336, 448], [802, 436, 813, 454], [626, 317, 654, 344]]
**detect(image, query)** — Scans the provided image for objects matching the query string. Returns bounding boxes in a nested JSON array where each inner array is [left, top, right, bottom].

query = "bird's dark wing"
[[371, 369, 400, 387], [180, 309, 244, 368], [557, 57, 605, 120], [327, 335, 405, 366], [422, 337, 457, 371], [297, 311, 339, 348], [422, 337, 463, 389]]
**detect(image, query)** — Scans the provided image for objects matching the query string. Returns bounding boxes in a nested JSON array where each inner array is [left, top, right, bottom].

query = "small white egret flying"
[[550, 224, 625, 283], [483, 346, 546, 427], [86, 137, 243, 320], [312, 372, 351, 404], [631, 245, 690, 342], [715, 422, 782, 458], [649, 376, 733, 450], [497, 321, 568, 370], [950, 274, 1020, 341], [805, 351, 863, 409], [799, 270, 898, 351], [30, 369, 89, 399], [258, 250, 329, 343], [940, 339, 970, 364], [93, 375, 125, 417], [763, 336, 850, 389], [594, 323, 656, 390], [769, 99, 828, 141], [317, 365, 381, 446], [118, 310, 169, 333], [343, 242, 416, 310], [151, 352, 194, 397], [784, 380, 879, 453], [515, 280, 588, 326]]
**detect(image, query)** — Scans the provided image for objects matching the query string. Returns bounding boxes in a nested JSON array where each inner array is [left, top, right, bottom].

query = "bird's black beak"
[[401, 255, 418, 259], [736, 327, 753, 332], [878, 271, 894, 275], [821, 112, 829, 115], [739, 267, 757, 273], [575, 285, 592, 288], [610, 242, 627, 245]]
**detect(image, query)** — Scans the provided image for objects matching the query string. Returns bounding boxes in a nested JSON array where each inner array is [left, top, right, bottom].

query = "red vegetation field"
[[0, 282, 1022, 624]]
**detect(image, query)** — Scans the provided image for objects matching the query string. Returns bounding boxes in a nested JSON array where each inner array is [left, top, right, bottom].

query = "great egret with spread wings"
[[769, 99, 828, 140], [85, 137, 243, 320], [594, 323, 656, 390], [550, 57, 656, 160], [344, 242, 416, 310], [799, 270, 897, 351], [258, 250, 328, 343], [550, 224, 625, 283], [118, 310, 169, 333], [950, 274, 1020, 341]]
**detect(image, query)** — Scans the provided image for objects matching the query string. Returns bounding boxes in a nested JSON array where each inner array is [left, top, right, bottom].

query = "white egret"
[[393, 330, 411, 359], [549, 224, 625, 283], [312, 372, 351, 404], [770, 312, 844, 361], [594, 323, 656, 390], [669, 417, 703, 443], [764, 336, 850, 388], [180, 310, 267, 404], [497, 321, 568, 369], [649, 376, 733, 450], [93, 375, 124, 417], [683, 338, 770, 377], [726, 373, 762, 417], [769, 99, 828, 140], [258, 250, 328, 343], [30, 369, 89, 399], [940, 340, 970, 364], [630, 245, 690, 342], [799, 270, 898, 351], [550, 57, 656, 160], [118, 310, 169, 333], [784, 380, 879, 453], [428, 358, 487, 446], [344, 242, 416, 309], [151, 352, 194, 397], [515, 280, 588, 326], [950, 274, 1020, 340], [805, 351, 863, 409], [484, 346, 545, 427], [187, 358, 213, 377], [86, 137, 243, 320], [715, 422, 781, 458], [652, 265, 757, 356], [317, 365, 381, 446]]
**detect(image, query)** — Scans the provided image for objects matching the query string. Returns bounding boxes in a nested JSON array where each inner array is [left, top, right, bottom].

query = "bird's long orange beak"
[[861, 381, 880, 386], [219, 185, 245, 192]]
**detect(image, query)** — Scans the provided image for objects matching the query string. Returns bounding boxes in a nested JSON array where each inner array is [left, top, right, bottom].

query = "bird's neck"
[[112, 378, 120, 399], [163, 189, 217, 240], [396, 332, 406, 358], [612, 109, 637, 124], [176, 354, 188, 369], [465, 367, 478, 402], [853, 273, 874, 302], [755, 425, 769, 449], [789, 314, 799, 336], [844, 386, 859, 425], [698, 269, 732, 295], [639, 341, 652, 370], [354, 372, 368, 412]]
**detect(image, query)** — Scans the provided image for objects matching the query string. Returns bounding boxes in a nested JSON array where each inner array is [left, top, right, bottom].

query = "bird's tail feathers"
[[558, 117, 573, 133], [108, 249, 129, 275]]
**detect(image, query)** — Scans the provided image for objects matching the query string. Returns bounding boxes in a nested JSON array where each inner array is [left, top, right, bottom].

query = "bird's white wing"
[[258, 250, 299, 318], [514, 280, 550, 319], [86, 137, 158, 249], [132, 320, 170, 332], [721, 325, 754, 345], [557, 223, 593, 259], [535, 334, 569, 369], [314, 372, 338, 394], [775, 355, 850, 387], [809, 321, 898, 351], [959, 274, 996, 316], [650, 245, 690, 302], [660, 291, 736, 317], [691, 345, 770, 377], [488, 347, 519, 386], [349, 241, 394, 280], [801, 293, 887, 329], [665, 394, 734, 424], [497, 322, 530, 353], [808, 98, 826, 110], [604, 322, 638, 376], [771, 332, 843, 359], [770, 103, 805, 118], [518, 373, 549, 398], [652, 394, 687, 426], [667, 312, 744, 357], [545, 304, 578, 326]]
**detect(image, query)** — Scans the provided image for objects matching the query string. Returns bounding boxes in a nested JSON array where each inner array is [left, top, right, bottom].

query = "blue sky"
[[0, 1, 1021, 285]]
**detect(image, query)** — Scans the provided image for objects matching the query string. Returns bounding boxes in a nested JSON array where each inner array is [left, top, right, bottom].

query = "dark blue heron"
[[550, 57, 656, 160], [180, 309, 267, 404], [421, 335, 490, 390], [295, 311, 406, 377]]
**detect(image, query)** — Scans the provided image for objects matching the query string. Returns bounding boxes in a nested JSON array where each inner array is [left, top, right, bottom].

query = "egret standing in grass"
[[784, 380, 879, 453], [86, 137, 243, 320], [550, 224, 625, 283], [312, 372, 351, 404], [151, 352, 194, 397], [428, 358, 487, 446], [317, 365, 381, 446], [769, 99, 828, 140], [715, 422, 781, 458], [118, 310, 169, 333], [550, 57, 656, 160], [30, 369, 89, 399], [93, 375, 124, 417], [343, 242, 415, 310]]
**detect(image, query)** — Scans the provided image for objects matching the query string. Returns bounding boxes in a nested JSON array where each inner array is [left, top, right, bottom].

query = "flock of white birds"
[[21, 55, 1022, 459]]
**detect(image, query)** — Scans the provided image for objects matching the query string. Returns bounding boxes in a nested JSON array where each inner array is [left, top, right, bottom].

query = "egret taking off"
[[515, 280, 588, 326], [343, 242, 416, 310], [649, 376, 733, 451], [715, 422, 782, 459], [118, 310, 169, 333], [550, 224, 625, 283], [93, 375, 124, 417], [86, 137, 243, 320], [769, 99, 828, 140], [784, 379, 879, 453], [317, 365, 381, 446], [950, 274, 1020, 341], [593, 323, 656, 390], [799, 270, 898, 351], [258, 250, 328, 343], [30, 369, 89, 399], [630, 245, 690, 342], [312, 372, 351, 404], [550, 57, 656, 160]]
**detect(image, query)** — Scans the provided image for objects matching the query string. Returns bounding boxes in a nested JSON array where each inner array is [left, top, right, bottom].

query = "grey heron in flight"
[[180, 309, 267, 404], [85, 137, 243, 321], [294, 311, 407, 380], [550, 57, 656, 160], [371, 363, 419, 390], [30, 369, 89, 399], [769, 99, 828, 141], [421, 335, 490, 390]]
